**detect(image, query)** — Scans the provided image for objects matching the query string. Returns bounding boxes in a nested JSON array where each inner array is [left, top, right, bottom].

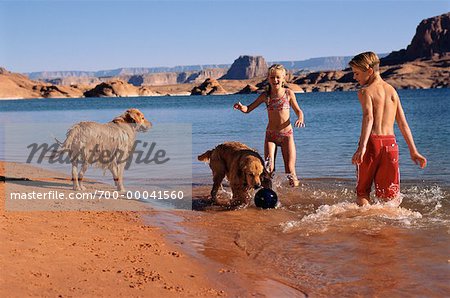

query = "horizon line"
[[20, 53, 389, 74]]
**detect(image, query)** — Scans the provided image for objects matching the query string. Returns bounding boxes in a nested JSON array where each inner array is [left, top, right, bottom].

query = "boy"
[[349, 52, 427, 206]]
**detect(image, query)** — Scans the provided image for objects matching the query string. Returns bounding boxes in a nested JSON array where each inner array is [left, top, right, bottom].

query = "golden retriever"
[[57, 108, 151, 192], [198, 142, 272, 206]]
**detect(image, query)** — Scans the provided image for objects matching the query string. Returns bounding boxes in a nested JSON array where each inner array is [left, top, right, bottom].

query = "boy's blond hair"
[[349, 52, 380, 72]]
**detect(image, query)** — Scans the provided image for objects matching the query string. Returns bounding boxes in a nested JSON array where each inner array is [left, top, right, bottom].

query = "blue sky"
[[0, 0, 448, 73]]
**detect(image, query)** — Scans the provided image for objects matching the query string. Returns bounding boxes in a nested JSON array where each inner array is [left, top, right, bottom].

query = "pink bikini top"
[[266, 89, 290, 111]]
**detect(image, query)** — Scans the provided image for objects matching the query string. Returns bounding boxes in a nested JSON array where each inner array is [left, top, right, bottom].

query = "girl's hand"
[[233, 102, 247, 113], [294, 117, 305, 128]]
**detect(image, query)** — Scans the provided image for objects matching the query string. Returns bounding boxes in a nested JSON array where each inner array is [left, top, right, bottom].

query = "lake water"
[[1, 89, 448, 183], [1, 89, 449, 296]]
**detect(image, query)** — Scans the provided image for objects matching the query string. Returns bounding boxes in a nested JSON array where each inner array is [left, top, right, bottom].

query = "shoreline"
[[2, 55, 448, 100], [0, 160, 310, 296], [1, 86, 447, 101], [0, 88, 363, 101]]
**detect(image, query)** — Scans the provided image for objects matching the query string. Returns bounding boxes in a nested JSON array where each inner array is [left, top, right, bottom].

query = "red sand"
[[0, 161, 231, 296]]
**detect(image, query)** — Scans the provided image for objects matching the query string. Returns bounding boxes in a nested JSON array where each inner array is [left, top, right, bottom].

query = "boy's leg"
[[356, 197, 370, 206], [374, 142, 400, 201], [356, 154, 377, 206], [356, 135, 383, 206], [280, 135, 299, 187], [356, 167, 372, 206]]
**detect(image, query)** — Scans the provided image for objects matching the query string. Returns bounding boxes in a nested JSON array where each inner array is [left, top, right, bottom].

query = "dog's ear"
[[126, 109, 145, 124], [236, 167, 243, 180], [238, 157, 248, 173], [124, 110, 138, 123], [112, 110, 134, 124], [112, 109, 145, 124], [235, 158, 247, 186], [112, 113, 126, 124]]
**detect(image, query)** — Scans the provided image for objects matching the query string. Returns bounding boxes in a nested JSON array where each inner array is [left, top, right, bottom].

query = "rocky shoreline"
[[1, 55, 447, 100], [1, 13, 448, 99]]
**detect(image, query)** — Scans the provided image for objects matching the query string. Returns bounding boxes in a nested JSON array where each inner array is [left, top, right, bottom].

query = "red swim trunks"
[[356, 134, 400, 199]]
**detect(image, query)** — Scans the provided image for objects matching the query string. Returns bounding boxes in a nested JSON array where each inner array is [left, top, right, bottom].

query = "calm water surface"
[[1, 89, 449, 182], [1, 89, 449, 296]]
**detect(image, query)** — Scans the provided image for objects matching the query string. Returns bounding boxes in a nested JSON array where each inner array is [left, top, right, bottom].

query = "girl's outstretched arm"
[[233, 93, 267, 113], [289, 90, 305, 127]]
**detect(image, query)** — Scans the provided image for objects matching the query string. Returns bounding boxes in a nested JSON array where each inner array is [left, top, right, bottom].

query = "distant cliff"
[[191, 78, 228, 96], [83, 80, 157, 97], [0, 67, 85, 99], [25, 56, 389, 83], [184, 68, 228, 83], [289, 58, 449, 92], [27, 64, 230, 80], [127, 72, 184, 86], [125, 68, 228, 86], [221, 56, 268, 80], [2, 13, 448, 99], [382, 12, 450, 65], [285, 13, 450, 92]]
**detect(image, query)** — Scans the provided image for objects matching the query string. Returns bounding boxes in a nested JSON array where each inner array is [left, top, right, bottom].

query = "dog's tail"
[[197, 149, 213, 162]]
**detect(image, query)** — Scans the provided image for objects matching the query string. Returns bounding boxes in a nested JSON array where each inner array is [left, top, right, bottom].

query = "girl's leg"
[[264, 137, 277, 174], [281, 136, 299, 186]]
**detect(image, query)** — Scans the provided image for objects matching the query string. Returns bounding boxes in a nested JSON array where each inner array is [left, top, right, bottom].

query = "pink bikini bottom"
[[265, 128, 293, 146]]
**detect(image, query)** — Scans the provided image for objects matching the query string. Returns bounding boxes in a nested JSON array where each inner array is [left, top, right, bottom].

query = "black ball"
[[254, 188, 278, 209]]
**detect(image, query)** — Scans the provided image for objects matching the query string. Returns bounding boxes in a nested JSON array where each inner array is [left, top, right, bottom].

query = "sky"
[[0, 0, 448, 73]]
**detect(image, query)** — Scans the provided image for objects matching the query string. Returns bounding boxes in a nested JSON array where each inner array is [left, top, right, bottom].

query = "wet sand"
[[156, 178, 450, 297]]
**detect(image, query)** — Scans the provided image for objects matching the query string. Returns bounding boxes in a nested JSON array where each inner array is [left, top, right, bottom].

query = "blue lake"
[[1, 88, 448, 184]]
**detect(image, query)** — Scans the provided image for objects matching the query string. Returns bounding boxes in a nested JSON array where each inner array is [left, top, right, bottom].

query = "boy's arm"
[[233, 93, 266, 113], [395, 93, 427, 168], [289, 90, 305, 127], [352, 89, 373, 165]]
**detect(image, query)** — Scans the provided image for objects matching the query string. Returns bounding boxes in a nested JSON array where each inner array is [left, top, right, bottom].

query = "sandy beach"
[[1, 161, 313, 297], [0, 161, 248, 297]]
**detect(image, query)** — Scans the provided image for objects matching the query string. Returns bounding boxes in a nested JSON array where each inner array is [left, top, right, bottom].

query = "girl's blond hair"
[[266, 64, 288, 93], [349, 52, 380, 72], [268, 64, 287, 77]]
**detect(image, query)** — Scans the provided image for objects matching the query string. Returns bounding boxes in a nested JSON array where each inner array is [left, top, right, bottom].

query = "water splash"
[[402, 185, 445, 213], [280, 201, 423, 234], [271, 173, 291, 190], [215, 186, 233, 201]]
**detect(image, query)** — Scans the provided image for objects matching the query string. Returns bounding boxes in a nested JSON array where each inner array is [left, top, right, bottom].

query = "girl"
[[234, 64, 305, 186]]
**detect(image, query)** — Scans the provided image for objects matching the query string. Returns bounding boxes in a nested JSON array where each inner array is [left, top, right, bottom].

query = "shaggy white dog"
[[58, 108, 151, 191]]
